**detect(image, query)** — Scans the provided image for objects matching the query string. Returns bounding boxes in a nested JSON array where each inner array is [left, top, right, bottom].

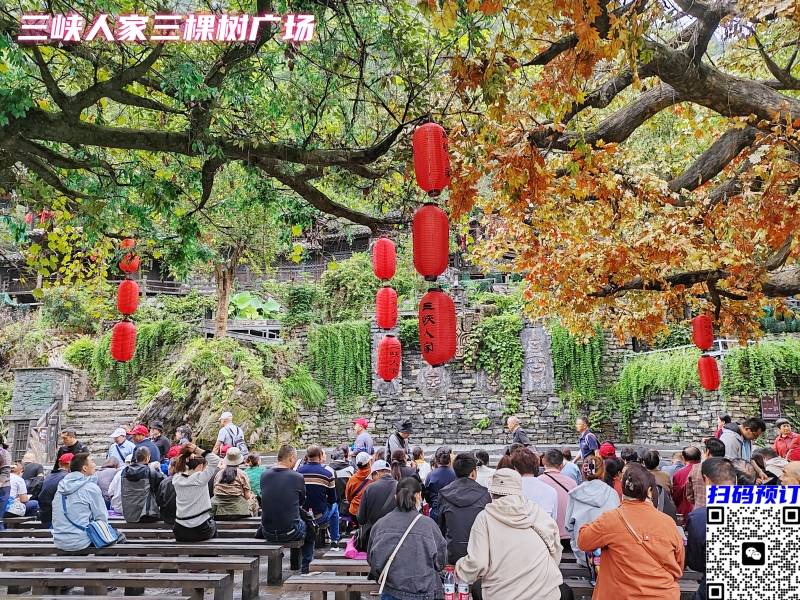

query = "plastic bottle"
[[457, 576, 471, 600], [443, 565, 456, 600]]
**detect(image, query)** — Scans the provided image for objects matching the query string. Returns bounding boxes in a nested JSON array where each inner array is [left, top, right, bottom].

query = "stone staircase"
[[61, 394, 141, 460]]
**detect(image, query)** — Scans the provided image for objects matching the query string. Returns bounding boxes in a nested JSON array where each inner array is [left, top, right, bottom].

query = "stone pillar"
[[521, 321, 555, 395]]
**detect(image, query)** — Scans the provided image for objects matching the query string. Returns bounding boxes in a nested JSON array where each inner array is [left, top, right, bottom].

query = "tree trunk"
[[214, 264, 234, 338]]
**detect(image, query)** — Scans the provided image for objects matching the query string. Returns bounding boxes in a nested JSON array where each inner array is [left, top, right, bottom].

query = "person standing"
[[412, 446, 432, 481], [686, 438, 725, 508], [685, 457, 736, 600], [52, 453, 119, 551], [564, 455, 620, 567], [539, 449, 577, 551], [510, 448, 557, 520], [671, 446, 702, 515], [52, 429, 89, 473], [424, 446, 457, 522], [367, 477, 447, 600], [576, 416, 600, 459], [352, 418, 374, 455], [37, 453, 73, 527], [149, 422, 171, 461], [385, 419, 413, 459], [107, 427, 135, 464], [172, 442, 222, 542], [297, 445, 340, 547], [0, 436, 11, 530], [714, 414, 731, 439], [259, 445, 315, 573], [506, 416, 534, 449], [772, 418, 798, 458], [128, 425, 161, 462], [213, 411, 248, 456], [719, 416, 767, 460], [456, 468, 563, 600], [662, 452, 685, 478], [578, 464, 685, 600], [175, 425, 193, 445]]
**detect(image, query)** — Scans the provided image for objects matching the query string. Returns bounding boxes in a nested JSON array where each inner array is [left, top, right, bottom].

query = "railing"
[[200, 318, 282, 344], [623, 338, 752, 363]]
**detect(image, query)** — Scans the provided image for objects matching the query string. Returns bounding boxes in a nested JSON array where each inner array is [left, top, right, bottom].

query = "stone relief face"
[[417, 364, 451, 399], [522, 324, 555, 395]]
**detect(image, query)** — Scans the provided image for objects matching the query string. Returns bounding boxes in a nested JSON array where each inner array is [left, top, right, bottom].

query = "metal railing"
[[623, 338, 753, 363]]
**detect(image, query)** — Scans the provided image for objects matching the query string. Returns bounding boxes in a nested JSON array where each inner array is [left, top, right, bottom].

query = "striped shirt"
[[297, 462, 337, 516]]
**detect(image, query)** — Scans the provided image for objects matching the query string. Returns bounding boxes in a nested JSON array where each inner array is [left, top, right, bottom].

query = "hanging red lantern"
[[418, 288, 457, 367], [412, 203, 449, 280], [117, 279, 140, 316], [412, 123, 451, 196], [110, 320, 137, 362], [377, 335, 402, 382], [698, 355, 720, 391], [692, 315, 714, 351], [372, 238, 397, 280], [120, 238, 136, 250], [376, 286, 398, 329], [119, 253, 140, 274]]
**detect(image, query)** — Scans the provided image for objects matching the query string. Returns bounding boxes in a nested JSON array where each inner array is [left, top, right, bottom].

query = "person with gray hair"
[[506, 416, 535, 449]]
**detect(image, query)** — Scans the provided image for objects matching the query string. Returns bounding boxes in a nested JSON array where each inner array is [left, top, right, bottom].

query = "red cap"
[[58, 452, 74, 465], [220, 444, 231, 456], [128, 425, 149, 436], [599, 442, 617, 458], [166, 445, 181, 459], [352, 418, 369, 429]]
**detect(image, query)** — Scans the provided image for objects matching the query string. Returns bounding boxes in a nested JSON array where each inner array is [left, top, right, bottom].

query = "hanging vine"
[[464, 314, 524, 414], [721, 338, 800, 398], [548, 322, 604, 409], [308, 320, 371, 401]]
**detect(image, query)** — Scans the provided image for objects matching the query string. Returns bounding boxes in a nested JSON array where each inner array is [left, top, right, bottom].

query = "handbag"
[[344, 534, 368, 560], [377, 513, 422, 595], [61, 494, 121, 548]]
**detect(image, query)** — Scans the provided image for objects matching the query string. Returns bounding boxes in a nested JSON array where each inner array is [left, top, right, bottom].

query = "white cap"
[[355, 452, 371, 467], [370, 460, 390, 474], [110, 427, 127, 439], [219, 411, 233, 421]]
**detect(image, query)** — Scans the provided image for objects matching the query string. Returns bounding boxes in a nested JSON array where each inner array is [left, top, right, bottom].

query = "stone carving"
[[521, 323, 555, 394], [417, 364, 451, 399], [456, 310, 479, 360], [476, 369, 500, 394]]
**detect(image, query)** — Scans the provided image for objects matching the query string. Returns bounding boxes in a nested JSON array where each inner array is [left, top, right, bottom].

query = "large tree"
[[442, 0, 800, 339]]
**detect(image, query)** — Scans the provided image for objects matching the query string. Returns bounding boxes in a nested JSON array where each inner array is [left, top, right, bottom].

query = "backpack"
[[221, 424, 248, 455]]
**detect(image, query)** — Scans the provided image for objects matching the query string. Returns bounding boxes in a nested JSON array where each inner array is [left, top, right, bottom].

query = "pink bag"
[[344, 534, 368, 560]]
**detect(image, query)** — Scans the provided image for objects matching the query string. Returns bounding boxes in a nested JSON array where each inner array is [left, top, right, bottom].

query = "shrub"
[[63, 337, 96, 370]]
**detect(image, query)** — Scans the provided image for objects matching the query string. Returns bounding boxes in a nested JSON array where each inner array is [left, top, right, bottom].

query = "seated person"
[[117, 446, 164, 523], [212, 447, 257, 519]]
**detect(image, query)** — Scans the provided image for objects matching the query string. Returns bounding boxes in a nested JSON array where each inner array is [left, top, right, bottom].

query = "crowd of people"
[[0, 410, 794, 599]]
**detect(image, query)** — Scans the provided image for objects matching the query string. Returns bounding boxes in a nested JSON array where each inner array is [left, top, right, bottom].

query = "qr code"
[[707, 501, 800, 599]]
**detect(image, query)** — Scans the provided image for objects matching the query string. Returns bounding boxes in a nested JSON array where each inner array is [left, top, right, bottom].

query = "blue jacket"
[[52, 472, 109, 551], [106, 440, 135, 464]]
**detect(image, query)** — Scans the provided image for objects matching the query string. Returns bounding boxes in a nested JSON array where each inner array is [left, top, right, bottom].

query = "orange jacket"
[[345, 466, 372, 517], [578, 500, 685, 600]]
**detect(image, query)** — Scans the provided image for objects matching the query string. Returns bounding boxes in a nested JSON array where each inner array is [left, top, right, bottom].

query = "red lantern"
[[117, 279, 140, 316], [119, 253, 140, 274], [372, 238, 397, 280], [376, 286, 398, 329], [412, 203, 449, 280], [698, 355, 720, 391], [418, 289, 457, 366], [377, 335, 402, 382], [692, 315, 714, 351], [412, 123, 451, 196], [110, 320, 137, 362], [120, 238, 136, 250]]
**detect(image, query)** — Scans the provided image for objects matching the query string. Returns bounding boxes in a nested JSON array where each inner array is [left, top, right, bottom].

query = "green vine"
[[398, 317, 419, 349], [548, 322, 604, 413], [464, 314, 524, 414], [308, 320, 371, 401], [721, 338, 800, 398]]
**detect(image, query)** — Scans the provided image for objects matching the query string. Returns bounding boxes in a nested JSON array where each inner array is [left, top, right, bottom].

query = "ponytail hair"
[[390, 449, 406, 481], [174, 444, 206, 473], [395, 476, 422, 512]]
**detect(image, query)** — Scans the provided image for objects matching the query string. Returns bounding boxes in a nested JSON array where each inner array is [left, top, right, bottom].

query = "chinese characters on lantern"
[[18, 13, 315, 44], [420, 300, 436, 355]]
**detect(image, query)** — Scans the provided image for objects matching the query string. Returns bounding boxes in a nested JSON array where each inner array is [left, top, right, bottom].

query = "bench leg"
[[124, 568, 145, 596], [214, 579, 233, 600], [290, 546, 301, 570], [267, 552, 282, 584], [243, 560, 260, 598], [183, 587, 204, 600], [334, 592, 360, 600], [310, 592, 325, 600]]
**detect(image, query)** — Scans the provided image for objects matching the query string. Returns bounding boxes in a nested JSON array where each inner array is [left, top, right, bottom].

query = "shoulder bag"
[[60, 494, 121, 548], [616, 507, 672, 570], [377, 513, 423, 596]]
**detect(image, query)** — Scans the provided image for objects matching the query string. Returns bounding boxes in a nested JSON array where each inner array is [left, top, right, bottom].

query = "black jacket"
[[156, 476, 177, 525], [685, 506, 706, 600], [53, 441, 89, 473], [437, 477, 491, 563], [357, 475, 396, 527], [512, 427, 531, 447], [37, 469, 68, 525], [152, 435, 171, 462]]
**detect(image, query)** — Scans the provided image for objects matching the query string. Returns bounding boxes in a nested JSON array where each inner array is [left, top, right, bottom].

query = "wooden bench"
[[1, 516, 36, 529], [0, 542, 289, 585], [564, 577, 698, 599], [559, 563, 702, 581], [17, 519, 260, 530], [310, 559, 370, 575], [0, 555, 258, 600], [284, 574, 377, 600], [3, 596, 190, 600], [0, 528, 258, 539], [0, 571, 232, 600]]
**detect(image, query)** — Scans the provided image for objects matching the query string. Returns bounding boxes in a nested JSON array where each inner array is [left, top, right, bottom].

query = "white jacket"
[[456, 494, 563, 600]]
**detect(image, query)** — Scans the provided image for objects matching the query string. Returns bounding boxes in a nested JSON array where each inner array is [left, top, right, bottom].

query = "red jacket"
[[774, 433, 800, 458], [672, 462, 698, 516], [786, 437, 800, 462]]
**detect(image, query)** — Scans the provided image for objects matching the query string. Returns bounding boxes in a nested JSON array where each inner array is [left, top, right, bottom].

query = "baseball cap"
[[599, 442, 617, 458], [219, 411, 233, 421], [352, 417, 369, 429], [110, 427, 127, 439], [370, 459, 390, 474], [166, 445, 181, 459], [775, 418, 790, 427], [128, 424, 149, 436], [355, 452, 372, 467], [58, 452, 74, 465]]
